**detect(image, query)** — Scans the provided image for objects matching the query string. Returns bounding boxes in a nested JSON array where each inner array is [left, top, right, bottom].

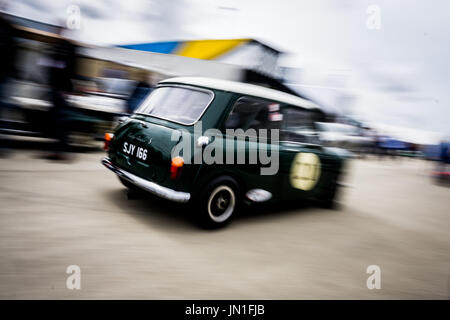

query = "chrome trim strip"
[[279, 140, 321, 147], [102, 157, 191, 203]]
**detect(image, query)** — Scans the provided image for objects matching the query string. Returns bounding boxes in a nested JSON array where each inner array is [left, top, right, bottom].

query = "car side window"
[[224, 96, 283, 138], [281, 107, 319, 143]]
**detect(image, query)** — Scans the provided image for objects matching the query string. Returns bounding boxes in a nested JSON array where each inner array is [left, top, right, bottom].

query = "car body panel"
[[105, 77, 346, 205]]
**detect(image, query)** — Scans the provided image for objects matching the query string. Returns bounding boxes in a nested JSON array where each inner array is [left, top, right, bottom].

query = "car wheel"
[[319, 180, 339, 209], [195, 177, 240, 228]]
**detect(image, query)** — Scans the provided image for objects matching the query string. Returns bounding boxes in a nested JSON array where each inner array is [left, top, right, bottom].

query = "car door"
[[222, 96, 284, 201], [278, 106, 326, 201]]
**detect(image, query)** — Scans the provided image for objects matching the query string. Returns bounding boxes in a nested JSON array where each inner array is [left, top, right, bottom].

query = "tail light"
[[104, 133, 114, 151], [170, 156, 184, 180]]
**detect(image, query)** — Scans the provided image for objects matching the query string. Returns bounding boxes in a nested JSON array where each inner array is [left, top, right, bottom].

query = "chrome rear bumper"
[[101, 157, 191, 203]]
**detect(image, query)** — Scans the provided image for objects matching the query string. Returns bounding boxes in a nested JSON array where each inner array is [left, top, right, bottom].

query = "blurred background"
[[1, 0, 449, 159], [0, 0, 449, 299]]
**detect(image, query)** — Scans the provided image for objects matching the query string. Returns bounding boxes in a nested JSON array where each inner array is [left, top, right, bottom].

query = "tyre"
[[319, 180, 339, 209], [194, 177, 240, 229]]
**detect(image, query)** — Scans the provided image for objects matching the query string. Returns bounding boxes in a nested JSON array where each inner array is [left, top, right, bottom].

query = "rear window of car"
[[135, 86, 213, 125]]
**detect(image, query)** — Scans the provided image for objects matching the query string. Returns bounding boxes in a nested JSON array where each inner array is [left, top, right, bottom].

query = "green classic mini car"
[[102, 77, 348, 228]]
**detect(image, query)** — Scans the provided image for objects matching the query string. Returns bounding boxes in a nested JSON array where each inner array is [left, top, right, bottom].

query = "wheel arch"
[[191, 168, 246, 200]]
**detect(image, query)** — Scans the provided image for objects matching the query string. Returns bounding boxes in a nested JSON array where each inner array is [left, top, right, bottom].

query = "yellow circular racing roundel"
[[290, 153, 321, 191]]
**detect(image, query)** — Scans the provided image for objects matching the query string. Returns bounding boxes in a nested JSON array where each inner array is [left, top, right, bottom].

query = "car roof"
[[160, 77, 320, 110]]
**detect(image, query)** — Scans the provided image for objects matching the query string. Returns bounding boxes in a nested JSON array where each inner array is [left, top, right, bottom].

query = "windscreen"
[[135, 86, 213, 125]]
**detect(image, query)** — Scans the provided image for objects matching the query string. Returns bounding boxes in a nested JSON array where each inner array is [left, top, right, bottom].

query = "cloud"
[[14, 0, 47, 11], [78, 3, 104, 20], [7, 0, 450, 135]]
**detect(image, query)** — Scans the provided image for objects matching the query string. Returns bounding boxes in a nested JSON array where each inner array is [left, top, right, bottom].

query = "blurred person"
[[431, 139, 450, 185], [44, 26, 77, 161], [0, 13, 15, 91], [126, 80, 152, 114], [439, 140, 450, 164], [126, 72, 162, 114], [439, 139, 450, 171], [0, 10, 17, 155]]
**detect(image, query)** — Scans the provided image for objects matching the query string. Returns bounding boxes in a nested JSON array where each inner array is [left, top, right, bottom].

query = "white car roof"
[[160, 77, 320, 110]]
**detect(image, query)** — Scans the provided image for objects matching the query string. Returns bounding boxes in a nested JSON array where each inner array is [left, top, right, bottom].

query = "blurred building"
[[118, 38, 283, 79], [2, 12, 323, 143], [87, 38, 311, 100]]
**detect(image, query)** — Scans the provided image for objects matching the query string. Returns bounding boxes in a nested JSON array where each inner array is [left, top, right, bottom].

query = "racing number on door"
[[290, 153, 321, 191]]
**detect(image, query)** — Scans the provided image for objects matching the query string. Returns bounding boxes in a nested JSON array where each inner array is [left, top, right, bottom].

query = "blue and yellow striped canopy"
[[118, 39, 251, 60]]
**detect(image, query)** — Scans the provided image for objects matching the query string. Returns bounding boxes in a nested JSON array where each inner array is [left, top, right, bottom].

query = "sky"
[[6, 0, 450, 141]]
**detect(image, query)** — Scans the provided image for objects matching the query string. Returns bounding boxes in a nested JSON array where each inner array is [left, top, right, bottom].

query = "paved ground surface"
[[0, 148, 449, 299]]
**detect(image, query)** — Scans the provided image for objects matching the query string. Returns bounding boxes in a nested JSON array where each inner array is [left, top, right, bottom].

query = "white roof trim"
[[160, 77, 320, 110]]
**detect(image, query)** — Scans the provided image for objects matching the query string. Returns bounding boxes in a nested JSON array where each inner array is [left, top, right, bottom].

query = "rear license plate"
[[122, 142, 147, 161]]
